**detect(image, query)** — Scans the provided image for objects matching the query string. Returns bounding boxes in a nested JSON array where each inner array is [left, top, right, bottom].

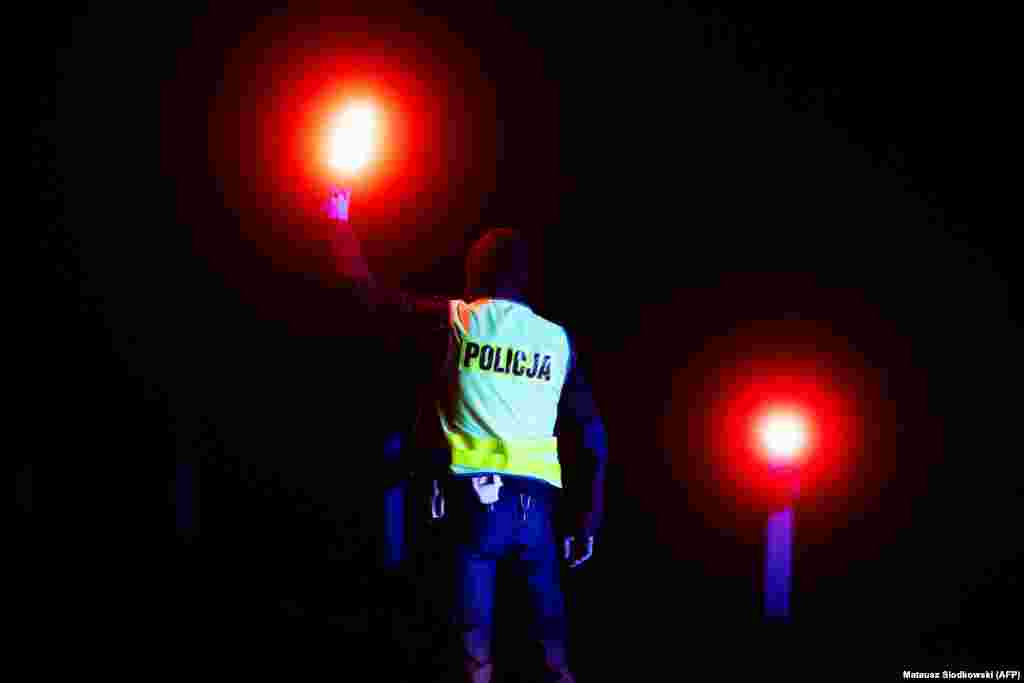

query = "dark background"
[[38, 1, 1018, 677]]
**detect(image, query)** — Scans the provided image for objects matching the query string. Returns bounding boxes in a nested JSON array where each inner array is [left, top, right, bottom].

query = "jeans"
[[444, 474, 571, 677]]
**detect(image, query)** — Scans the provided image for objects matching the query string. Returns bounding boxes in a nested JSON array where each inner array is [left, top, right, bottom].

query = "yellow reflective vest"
[[437, 298, 570, 488]]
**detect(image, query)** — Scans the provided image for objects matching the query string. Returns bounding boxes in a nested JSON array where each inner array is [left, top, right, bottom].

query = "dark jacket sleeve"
[[555, 334, 609, 539], [329, 213, 450, 333]]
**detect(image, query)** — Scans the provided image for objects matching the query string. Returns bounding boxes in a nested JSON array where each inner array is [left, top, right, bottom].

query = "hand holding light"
[[326, 185, 353, 221], [564, 535, 595, 569]]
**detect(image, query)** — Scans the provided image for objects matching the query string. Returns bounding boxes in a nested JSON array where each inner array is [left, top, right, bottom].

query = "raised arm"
[[325, 185, 449, 331]]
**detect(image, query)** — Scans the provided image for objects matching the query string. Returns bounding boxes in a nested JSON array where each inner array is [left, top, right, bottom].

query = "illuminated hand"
[[326, 185, 353, 222], [563, 535, 594, 569]]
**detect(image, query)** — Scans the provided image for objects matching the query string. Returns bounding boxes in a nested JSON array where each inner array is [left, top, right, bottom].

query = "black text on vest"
[[459, 341, 552, 381]]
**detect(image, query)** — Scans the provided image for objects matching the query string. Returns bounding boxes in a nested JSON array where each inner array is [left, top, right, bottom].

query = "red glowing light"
[[674, 343, 863, 515], [755, 406, 811, 465], [327, 102, 377, 174]]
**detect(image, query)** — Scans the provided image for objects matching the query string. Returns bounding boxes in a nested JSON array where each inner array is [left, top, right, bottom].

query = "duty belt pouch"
[[470, 474, 502, 505]]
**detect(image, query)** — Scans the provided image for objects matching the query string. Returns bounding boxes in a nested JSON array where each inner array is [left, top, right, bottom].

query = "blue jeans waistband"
[[448, 473, 556, 499]]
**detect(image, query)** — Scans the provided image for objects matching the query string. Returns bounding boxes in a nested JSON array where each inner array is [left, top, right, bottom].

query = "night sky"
[[41, 2, 1018, 677]]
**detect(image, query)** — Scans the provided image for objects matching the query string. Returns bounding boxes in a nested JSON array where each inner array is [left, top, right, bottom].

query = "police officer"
[[328, 188, 608, 683]]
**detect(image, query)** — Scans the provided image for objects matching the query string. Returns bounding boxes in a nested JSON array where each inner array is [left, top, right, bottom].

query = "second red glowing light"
[[755, 406, 811, 466]]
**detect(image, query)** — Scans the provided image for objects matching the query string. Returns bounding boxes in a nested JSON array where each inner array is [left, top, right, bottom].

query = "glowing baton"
[[754, 405, 811, 622]]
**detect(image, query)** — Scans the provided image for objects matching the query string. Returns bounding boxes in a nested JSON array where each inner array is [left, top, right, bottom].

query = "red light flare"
[[754, 404, 811, 466], [678, 352, 862, 516], [326, 101, 379, 177], [298, 78, 405, 208], [287, 42, 498, 237], [205, 13, 497, 266]]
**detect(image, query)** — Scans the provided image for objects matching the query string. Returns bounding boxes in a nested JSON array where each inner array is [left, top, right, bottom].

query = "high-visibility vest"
[[437, 298, 570, 488]]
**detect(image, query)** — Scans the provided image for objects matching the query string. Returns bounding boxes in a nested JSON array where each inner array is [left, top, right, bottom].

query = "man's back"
[[439, 298, 571, 489]]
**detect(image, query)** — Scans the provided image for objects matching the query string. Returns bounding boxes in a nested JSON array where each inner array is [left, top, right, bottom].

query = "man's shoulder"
[[525, 309, 571, 349], [459, 299, 573, 351]]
